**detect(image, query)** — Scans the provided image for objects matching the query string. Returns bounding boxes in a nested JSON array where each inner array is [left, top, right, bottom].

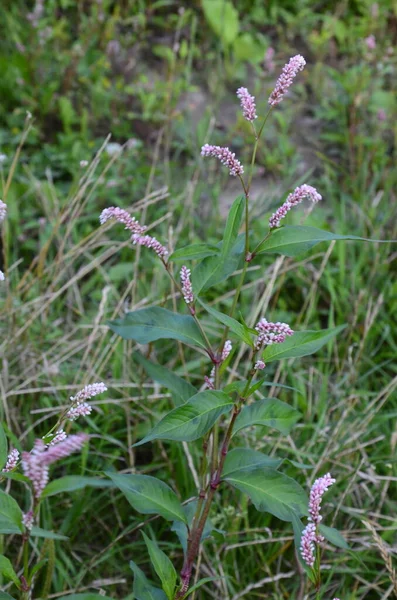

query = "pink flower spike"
[[67, 402, 92, 421], [308, 473, 336, 526], [264, 47, 275, 73], [269, 184, 322, 228], [221, 340, 232, 362], [47, 429, 67, 446], [70, 382, 107, 405], [365, 34, 376, 50], [99, 206, 146, 234], [22, 440, 49, 499], [201, 144, 244, 177], [300, 522, 317, 567], [236, 87, 257, 122], [255, 318, 293, 350], [0, 200, 7, 223], [180, 266, 194, 304], [268, 54, 306, 107], [22, 511, 34, 531], [41, 433, 89, 466], [131, 233, 168, 259], [3, 449, 20, 472], [254, 360, 266, 370]]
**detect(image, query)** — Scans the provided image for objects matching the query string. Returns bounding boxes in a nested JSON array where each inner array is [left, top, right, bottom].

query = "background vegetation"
[[0, 0, 396, 598]]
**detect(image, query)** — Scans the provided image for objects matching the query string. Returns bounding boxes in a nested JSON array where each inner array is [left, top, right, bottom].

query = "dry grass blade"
[[362, 520, 397, 598]]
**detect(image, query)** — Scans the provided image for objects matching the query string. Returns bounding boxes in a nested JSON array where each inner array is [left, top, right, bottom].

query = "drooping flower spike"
[[132, 233, 168, 259], [201, 144, 244, 177], [99, 206, 145, 234], [67, 382, 107, 421], [269, 184, 322, 229], [236, 87, 257, 122], [268, 54, 306, 107]]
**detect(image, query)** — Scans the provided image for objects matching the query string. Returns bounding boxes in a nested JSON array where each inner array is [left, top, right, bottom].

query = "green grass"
[[1, 1, 396, 598]]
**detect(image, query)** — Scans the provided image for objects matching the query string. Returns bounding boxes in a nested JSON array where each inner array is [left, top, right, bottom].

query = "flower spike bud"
[[0, 200, 7, 223], [236, 87, 257, 122], [180, 266, 194, 304], [300, 523, 317, 567], [221, 340, 232, 361], [308, 473, 336, 526], [269, 184, 322, 228], [268, 54, 306, 107], [201, 144, 244, 177], [3, 449, 20, 472], [255, 318, 293, 350], [131, 233, 168, 259], [99, 206, 146, 234], [254, 360, 266, 370]]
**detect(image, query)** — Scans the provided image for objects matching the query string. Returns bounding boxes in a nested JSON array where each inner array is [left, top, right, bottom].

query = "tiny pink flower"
[[201, 144, 244, 177], [131, 233, 168, 259], [236, 87, 257, 122], [269, 184, 322, 228], [308, 473, 336, 526], [22, 511, 34, 531], [365, 34, 376, 50], [180, 266, 194, 304], [255, 318, 293, 350], [254, 360, 266, 370], [300, 522, 317, 567], [268, 54, 306, 107], [3, 448, 20, 472], [99, 206, 146, 234], [0, 200, 7, 223]]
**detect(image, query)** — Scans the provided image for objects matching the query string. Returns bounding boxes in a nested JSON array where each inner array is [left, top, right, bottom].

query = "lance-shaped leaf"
[[0, 490, 23, 532], [0, 555, 20, 589], [135, 352, 197, 406], [224, 468, 308, 521], [255, 225, 391, 257], [220, 196, 244, 259], [42, 476, 115, 498], [222, 448, 282, 478], [233, 398, 301, 437], [198, 300, 254, 347], [262, 325, 346, 362], [319, 524, 349, 549], [108, 307, 207, 348], [134, 391, 233, 446], [142, 532, 177, 600], [169, 243, 220, 261], [130, 560, 167, 600], [107, 473, 187, 524]]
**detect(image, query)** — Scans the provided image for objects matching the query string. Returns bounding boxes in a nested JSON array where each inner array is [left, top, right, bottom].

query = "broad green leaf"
[[130, 560, 167, 600], [108, 307, 207, 348], [233, 398, 301, 436], [42, 476, 115, 498], [198, 300, 253, 347], [262, 325, 346, 363], [220, 196, 244, 259], [0, 424, 7, 469], [134, 391, 233, 446], [0, 490, 23, 532], [192, 234, 244, 295], [224, 468, 308, 521], [256, 225, 388, 257], [142, 532, 177, 600], [222, 448, 282, 478], [0, 555, 20, 588], [319, 524, 349, 549], [108, 473, 187, 524], [233, 32, 264, 63], [0, 472, 30, 483], [30, 526, 69, 540], [58, 596, 112, 600], [135, 353, 197, 406], [202, 0, 239, 46], [169, 243, 219, 261], [0, 520, 20, 535], [0, 592, 17, 599]]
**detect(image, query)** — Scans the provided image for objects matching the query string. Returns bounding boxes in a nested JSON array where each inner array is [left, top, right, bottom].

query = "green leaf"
[[108, 307, 207, 348], [135, 353, 197, 406], [262, 325, 346, 363], [256, 225, 389, 257], [233, 398, 301, 436], [0, 592, 17, 599], [130, 560, 167, 600], [0, 520, 20, 535], [222, 448, 282, 478], [192, 234, 244, 295], [220, 196, 244, 259], [319, 524, 349, 549], [198, 300, 253, 347], [183, 576, 224, 598], [202, 0, 239, 46], [42, 476, 114, 498], [224, 468, 308, 521], [142, 532, 177, 600], [108, 473, 187, 524], [169, 243, 219, 261], [58, 596, 113, 600], [30, 527, 69, 540], [0, 555, 20, 588], [0, 424, 7, 470], [134, 391, 233, 446], [0, 490, 23, 532]]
